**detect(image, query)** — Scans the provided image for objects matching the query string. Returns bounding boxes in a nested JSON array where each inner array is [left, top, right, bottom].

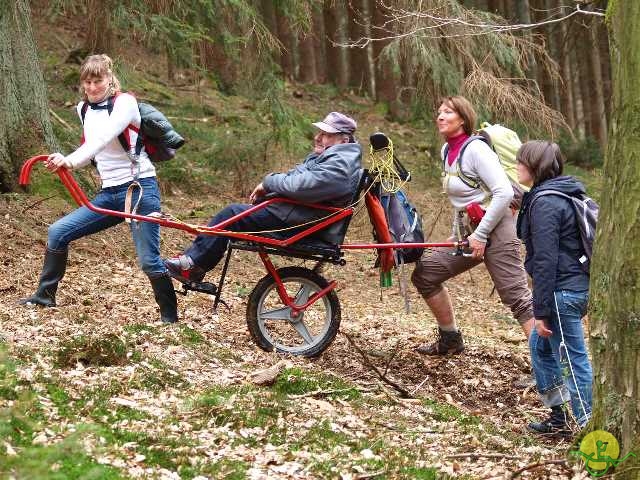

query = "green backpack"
[[443, 122, 530, 208]]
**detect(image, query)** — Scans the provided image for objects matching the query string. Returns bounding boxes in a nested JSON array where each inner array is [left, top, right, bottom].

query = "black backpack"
[[529, 190, 599, 271], [80, 93, 185, 162]]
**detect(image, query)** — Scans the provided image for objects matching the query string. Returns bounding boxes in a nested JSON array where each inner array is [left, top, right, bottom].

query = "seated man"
[[165, 112, 362, 283]]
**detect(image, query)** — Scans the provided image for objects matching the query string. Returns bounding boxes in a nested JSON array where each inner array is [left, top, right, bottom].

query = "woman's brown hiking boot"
[[416, 327, 465, 355]]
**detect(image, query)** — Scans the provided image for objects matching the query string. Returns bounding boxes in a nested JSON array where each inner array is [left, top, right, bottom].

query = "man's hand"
[[535, 318, 553, 337], [45, 153, 72, 172], [249, 182, 267, 204], [468, 236, 486, 259]]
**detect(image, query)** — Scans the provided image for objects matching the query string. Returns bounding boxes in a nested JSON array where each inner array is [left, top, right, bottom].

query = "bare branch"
[[342, 332, 412, 398]]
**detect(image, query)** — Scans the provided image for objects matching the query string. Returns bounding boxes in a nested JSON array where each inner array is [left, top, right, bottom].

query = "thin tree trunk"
[[575, 27, 592, 139], [571, 45, 587, 138], [85, 0, 113, 53], [588, 20, 607, 145], [543, 0, 561, 111], [323, 0, 349, 90], [515, 0, 537, 80], [298, 32, 317, 83], [312, 5, 327, 83], [276, 8, 295, 80], [372, 1, 398, 115], [599, 26, 612, 126], [559, 20, 576, 129], [0, 0, 57, 191], [590, 3, 640, 475], [348, 0, 370, 93], [260, 0, 280, 70]]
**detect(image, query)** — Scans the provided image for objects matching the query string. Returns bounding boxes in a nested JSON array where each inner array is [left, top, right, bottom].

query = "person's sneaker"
[[528, 405, 572, 437], [416, 327, 465, 355], [164, 255, 206, 284]]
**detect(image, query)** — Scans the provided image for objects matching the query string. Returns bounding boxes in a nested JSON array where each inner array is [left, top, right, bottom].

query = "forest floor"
[[0, 7, 597, 479], [0, 189, 590, 479]]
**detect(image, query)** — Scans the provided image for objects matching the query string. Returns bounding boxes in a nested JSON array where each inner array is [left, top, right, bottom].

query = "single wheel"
[[246, 266, 341, 357]]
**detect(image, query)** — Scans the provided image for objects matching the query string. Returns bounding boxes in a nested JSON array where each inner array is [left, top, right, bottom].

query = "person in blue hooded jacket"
[[516, 140, 592, 436], [164, 112, 362, 283]]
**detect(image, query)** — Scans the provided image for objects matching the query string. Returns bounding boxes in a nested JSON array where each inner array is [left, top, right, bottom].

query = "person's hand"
[[249, 182, 266, 204], [468, 236, 486, 259], [535, 318, 553, 337], [45, 153, 72, 172]]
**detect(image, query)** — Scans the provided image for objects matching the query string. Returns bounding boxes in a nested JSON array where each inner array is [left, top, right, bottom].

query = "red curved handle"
[[20, 155, 86, 205]]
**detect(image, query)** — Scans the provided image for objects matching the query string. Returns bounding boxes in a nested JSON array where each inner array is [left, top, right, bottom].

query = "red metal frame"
[[258, 250, 337, 316], [19, 156, 466, 319]]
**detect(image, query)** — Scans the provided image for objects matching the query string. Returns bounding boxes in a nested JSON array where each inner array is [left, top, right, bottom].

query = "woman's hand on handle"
[[45, 153, 72, 172], [468, 236, 486, 259]]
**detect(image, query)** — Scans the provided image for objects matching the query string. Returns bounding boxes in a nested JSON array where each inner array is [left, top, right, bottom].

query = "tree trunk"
[[559, 20, 576, 129], [297, 30, 317, 83], [599, 25, 612, 126], [589, 3, 640, 476], [543, 0, 561, 111], [515, 0, 537, 80], [347, 0, 374, 97], [260, 0, 280, 71], [372, 1, 398, 115], [589, 19, 607, 145], [312, 5, 327, 83], [575, 28, 592, 139], [570, 39, 585, 137], [0, 0, 57, 192], [276, 8, 295, 80], [323, 0, 349, 90], [85, 0, 113, 54]]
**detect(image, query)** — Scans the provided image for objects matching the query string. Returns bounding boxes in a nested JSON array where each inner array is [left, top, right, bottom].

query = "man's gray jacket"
[[262, 143, 363, 241]]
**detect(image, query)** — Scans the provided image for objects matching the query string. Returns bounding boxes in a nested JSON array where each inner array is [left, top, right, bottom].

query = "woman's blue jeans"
[[47, 177, 167, 277], [529, 289, 592, 426]]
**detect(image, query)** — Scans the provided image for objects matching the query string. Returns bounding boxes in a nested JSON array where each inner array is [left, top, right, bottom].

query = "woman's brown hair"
[[439, 96, 477, 136], [79, 54, 121, 101], [516, 140, 564, 186]]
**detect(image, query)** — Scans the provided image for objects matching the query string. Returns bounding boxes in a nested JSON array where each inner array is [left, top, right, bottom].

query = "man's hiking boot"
[[527, 405, 572, 437], [164, 255, 206, 284], [20, 248, 68, 307], [416, 327, 464, 355]]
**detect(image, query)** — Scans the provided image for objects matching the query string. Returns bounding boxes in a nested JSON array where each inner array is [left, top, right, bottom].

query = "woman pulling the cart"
[[20, 54, 178, 324]]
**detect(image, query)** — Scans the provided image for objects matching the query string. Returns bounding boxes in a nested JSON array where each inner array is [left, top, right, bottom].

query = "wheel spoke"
[[259, 306, 293, 321], [290, 318, 314, 344], [293, 283, 313, 305]]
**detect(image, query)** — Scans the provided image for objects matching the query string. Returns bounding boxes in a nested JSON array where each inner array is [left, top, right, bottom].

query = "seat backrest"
[[313, 168, 370, 245]]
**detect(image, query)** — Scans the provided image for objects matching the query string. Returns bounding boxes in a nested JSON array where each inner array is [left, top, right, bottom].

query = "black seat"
[[304, 168, 370, 246], [230, 169, 370, 263]]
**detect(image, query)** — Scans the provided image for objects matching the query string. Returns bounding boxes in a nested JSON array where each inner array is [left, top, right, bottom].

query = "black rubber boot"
[[20, 248, 68, 307], [150, 274, 178, 324], [528, 405, 571, 436], [416, 327, 465, 355]]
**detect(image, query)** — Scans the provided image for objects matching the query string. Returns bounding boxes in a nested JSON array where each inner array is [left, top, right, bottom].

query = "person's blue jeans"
[[185, 203, 290, 272], [47, 177, 167, 277], [529, 289, 592, 426]]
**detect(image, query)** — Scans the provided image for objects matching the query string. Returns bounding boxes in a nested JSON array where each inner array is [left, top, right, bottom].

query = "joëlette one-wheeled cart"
[[20, 134, 466, 357]]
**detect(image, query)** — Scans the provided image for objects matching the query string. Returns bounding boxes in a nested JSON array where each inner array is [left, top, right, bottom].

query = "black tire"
[[246, 266, 341, 357]]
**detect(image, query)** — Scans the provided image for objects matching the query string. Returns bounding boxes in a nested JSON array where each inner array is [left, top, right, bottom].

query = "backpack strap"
[[105, 94, 133, 155], [528, 190, 571, 213], [442, 135, 488, 190]]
